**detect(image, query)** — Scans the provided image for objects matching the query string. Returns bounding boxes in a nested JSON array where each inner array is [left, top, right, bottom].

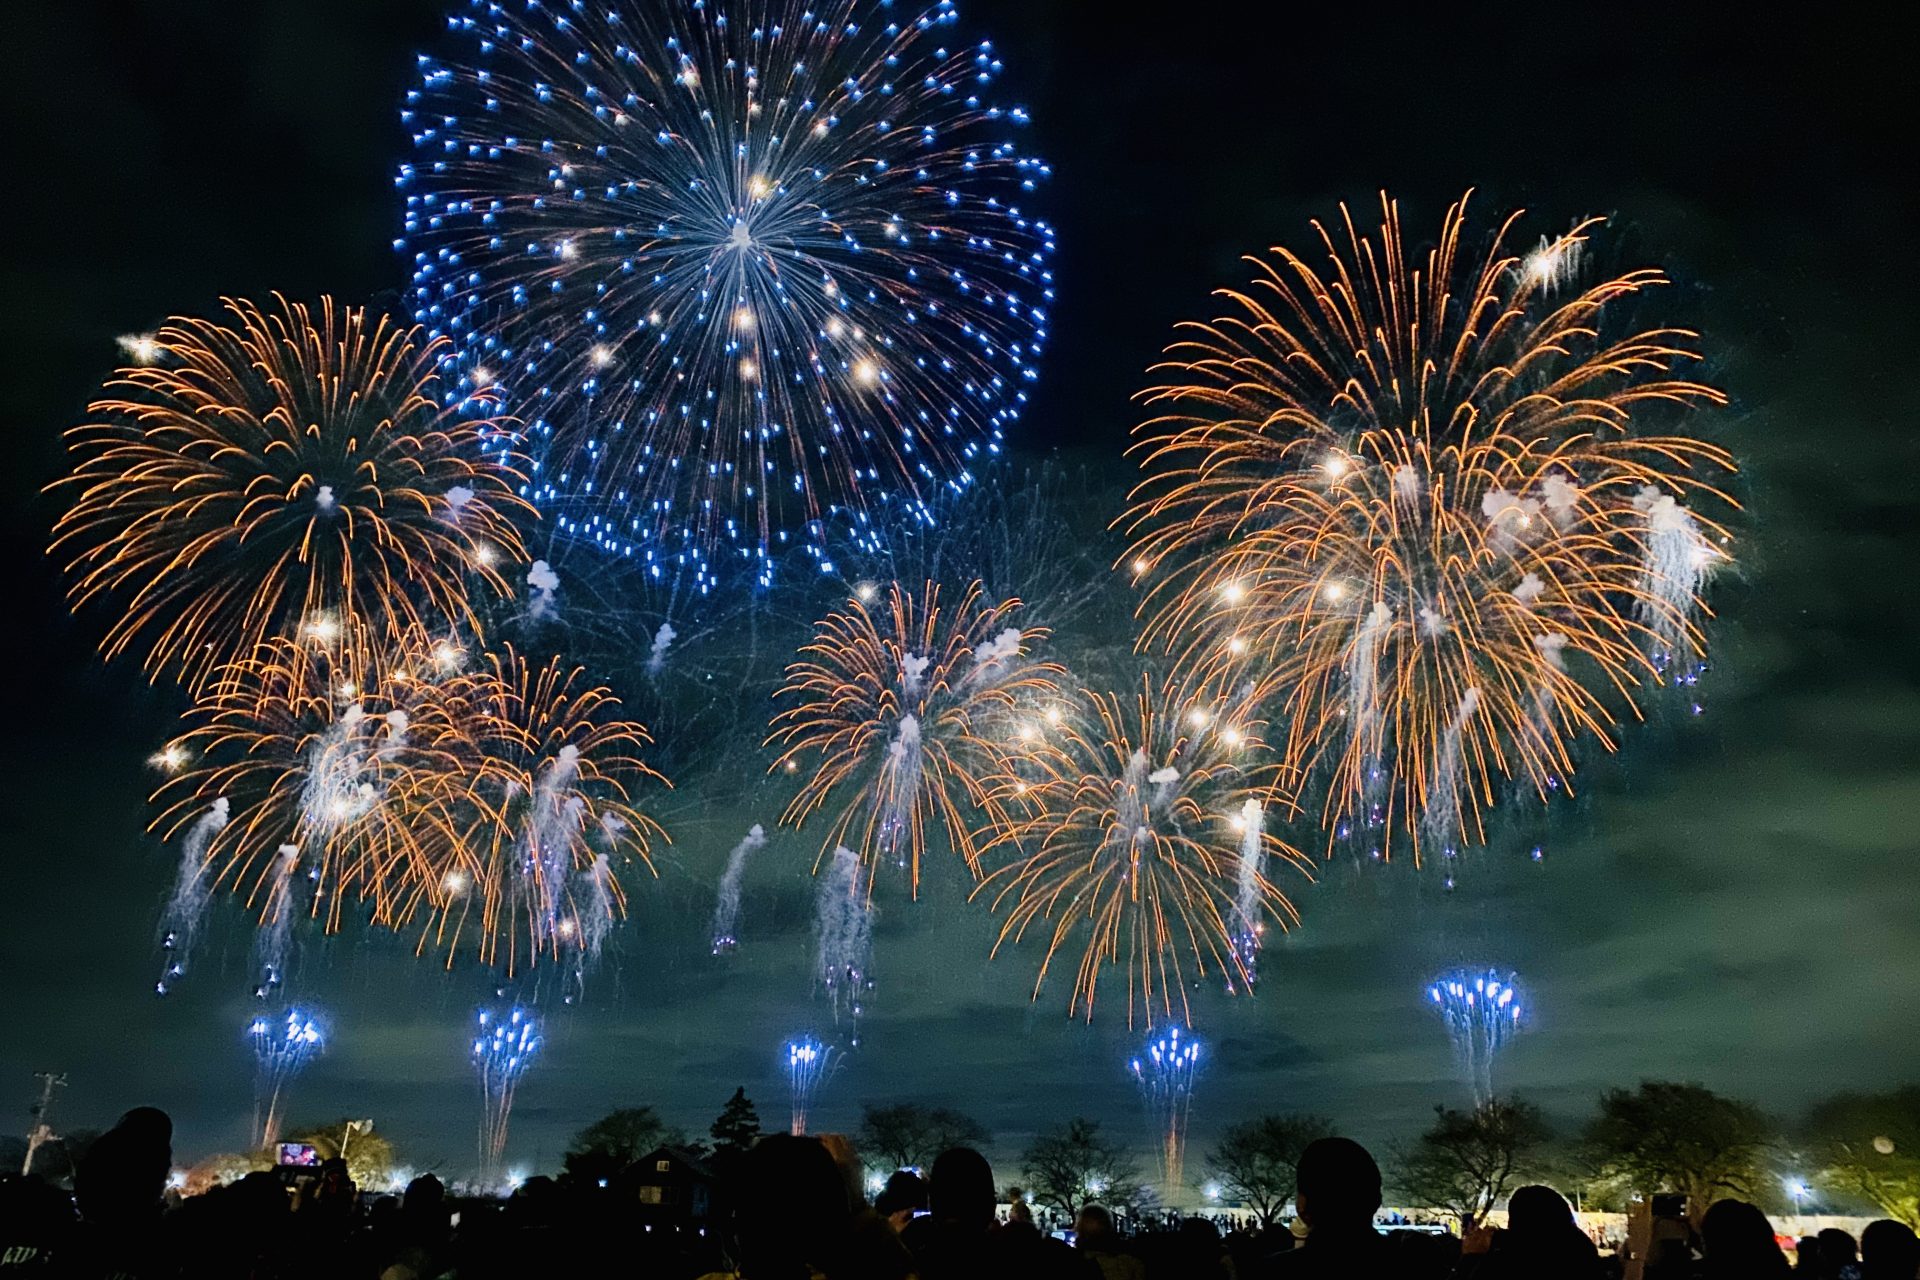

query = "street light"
[[1788, 1178, 1810, 1217], [340, 1118, 374, 1166]]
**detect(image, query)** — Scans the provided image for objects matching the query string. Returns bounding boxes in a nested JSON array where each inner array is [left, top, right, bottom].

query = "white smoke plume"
[[1512, 573, 1548, 607], [564, 853, 616, 1004], [314, 484, 336, 512], [527, 559, 560, 620], [1632, 486, 1719, 666], [1540, 474, 1581, 528], [973, 627, 1023, 667], [900, 653, 931, 697], [156, 798, 230, 994], [1392, 464, 1421, 503], [646, 622, 677, 676], [1481, 488, 1542, 549], [446, 484, 474, 514], [709, 824, 768, 955], [1419, 605, 1447, 638], [814, 847, 873, 1032]]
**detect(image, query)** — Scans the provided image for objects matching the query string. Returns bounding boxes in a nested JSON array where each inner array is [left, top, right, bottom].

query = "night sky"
[[4, 2, 1915, 1178]]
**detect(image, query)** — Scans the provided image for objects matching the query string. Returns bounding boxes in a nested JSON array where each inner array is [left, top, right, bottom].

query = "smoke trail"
[[251, 844, 300, 1001], [646, 622, 677, 676], [900, 652, 930, 697], [1423, 687, 1482, 850], [1229, 798, 1264, 989], [1632, 486, 1719, 673], [877, 715, 924, 867], [1540, 473, 1581, 529], [814, 847, 873, 1036], [563, 852, 616, 1004], [156, 798, 230, 994], [531, 745, 582, 933], [709, 824, 768, 954], [1347, 602, 1392, 785]]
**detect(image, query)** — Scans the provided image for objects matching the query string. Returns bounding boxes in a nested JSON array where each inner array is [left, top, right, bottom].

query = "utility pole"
[[22, 1072, 67, 1176]]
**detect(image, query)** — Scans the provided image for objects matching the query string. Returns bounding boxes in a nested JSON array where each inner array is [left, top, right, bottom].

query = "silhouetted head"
[[75, 1107, 173, 1228], [1076, 1204, 1115, 1247], [875, 1169, 928, 1219], [403, 1173, 444, 1211], [1700, 1199, 1786, 1275], [1818, 1227, 1858, 1265], [926, 1147, 995, 1229], [1861, 1219, 1920, 1280], [1506, 1184, 1575, 1235], [732, 1134, 852, 1279], [1293, 1136, 1381, 1232]]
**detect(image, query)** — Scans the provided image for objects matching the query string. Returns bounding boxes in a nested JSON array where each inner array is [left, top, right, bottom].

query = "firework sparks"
[[814, 847, 874, 1039], [251, 844, 302, 1001], [50, 296, 530, 693], [151, 640, 669, 984], [473, 1004, 540, 1181], [1124, 194, 1735, 862], [397, 0, 1055, 585], [770, 581, 1061, 894], [1130, 1026, 1202, 1198], [784, 1035, 841, 1136], [979, 676, 1311, 1027], [250, 1007, 325, 1148], [1427, 967, 1527, 1107]]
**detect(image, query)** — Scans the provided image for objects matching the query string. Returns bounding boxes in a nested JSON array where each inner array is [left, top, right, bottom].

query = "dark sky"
[[4, 2, 1916, 1180]]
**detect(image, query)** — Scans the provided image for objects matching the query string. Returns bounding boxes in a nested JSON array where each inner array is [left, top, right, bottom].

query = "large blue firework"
[[399, 0, 1055, 588]]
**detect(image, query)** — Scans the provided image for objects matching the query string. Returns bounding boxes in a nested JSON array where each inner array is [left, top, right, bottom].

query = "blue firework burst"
[[398, 0, 1055, 589]]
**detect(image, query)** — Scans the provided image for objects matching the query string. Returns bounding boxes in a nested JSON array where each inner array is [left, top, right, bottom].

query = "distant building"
[[622, 1145, 716, 1222]]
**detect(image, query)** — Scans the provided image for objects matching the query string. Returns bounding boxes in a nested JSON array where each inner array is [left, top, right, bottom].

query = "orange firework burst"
[[425, 646, 668, 977], [150, 631, 482, 935], [978, 675, 1311, 1027], [769, 580, 1063, 894], [152, 638, 667, 982], [51, 295, 531, 693], [1123, 193, 1736, 861]]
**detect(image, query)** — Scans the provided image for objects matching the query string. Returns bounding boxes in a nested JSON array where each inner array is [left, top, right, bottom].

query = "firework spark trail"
[[251, 844, 301, 1001], [710, 824, 769, 955], [1125, 194, 1735, 864], [1131, 1027, 1202, 1199], [473, 1005, 540, 1184], [156, 798, 229, 994], [1423, 687, 1482, 857], [1229, 799, 1265, 988], [250, 1007, 324, 1148], [814, 847, 873, 1036], [398, 0, 1056, 586], [646, 623, 677, 677], [1427, 969, 1527, 1107], [520, 745, 584, 949], [564, 852, 617, 1004], [785, 1036, 840, 1137]]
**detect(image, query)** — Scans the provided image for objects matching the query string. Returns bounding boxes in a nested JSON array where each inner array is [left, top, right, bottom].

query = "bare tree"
[[1021, 1117, 1146, 1219], [1394, 1099, 1551, 1232], [1206, 1113, 1334, 1226], [859, 1102, 992, 1173]]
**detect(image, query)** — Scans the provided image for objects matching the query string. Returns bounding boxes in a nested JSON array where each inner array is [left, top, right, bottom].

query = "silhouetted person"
[[69, 1106, 172, 1278], [705, 1132, 909, 1280], [1075, 1205, 1144, 1280], [1176, 1215, 1234, 1279], [1798, 1236, 1826, 1273], [1270, 1136, 1390, 1277], [1859, 1220, 1920, 1280], [0, 1173, 76, 1273], [1817, 1227, 1861, 1279], [1699, 1199, 1790, 1279], [874, 1170, 928, 1232], [899, 1148, 1092, 1280], [1456, 1184, 1601, 1278]]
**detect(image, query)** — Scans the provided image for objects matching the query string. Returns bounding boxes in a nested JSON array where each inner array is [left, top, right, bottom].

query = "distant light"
[[852, 358, 881, 387], [1131, 558, 1151, 576], [733, 307, 755, 331], [1220, 581, 1246, 605], [1187, 708, 1210, 730]]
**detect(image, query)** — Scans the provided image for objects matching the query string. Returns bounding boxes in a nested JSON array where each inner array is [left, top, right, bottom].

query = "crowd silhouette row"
[[4, 1107, 1919, 1278]]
